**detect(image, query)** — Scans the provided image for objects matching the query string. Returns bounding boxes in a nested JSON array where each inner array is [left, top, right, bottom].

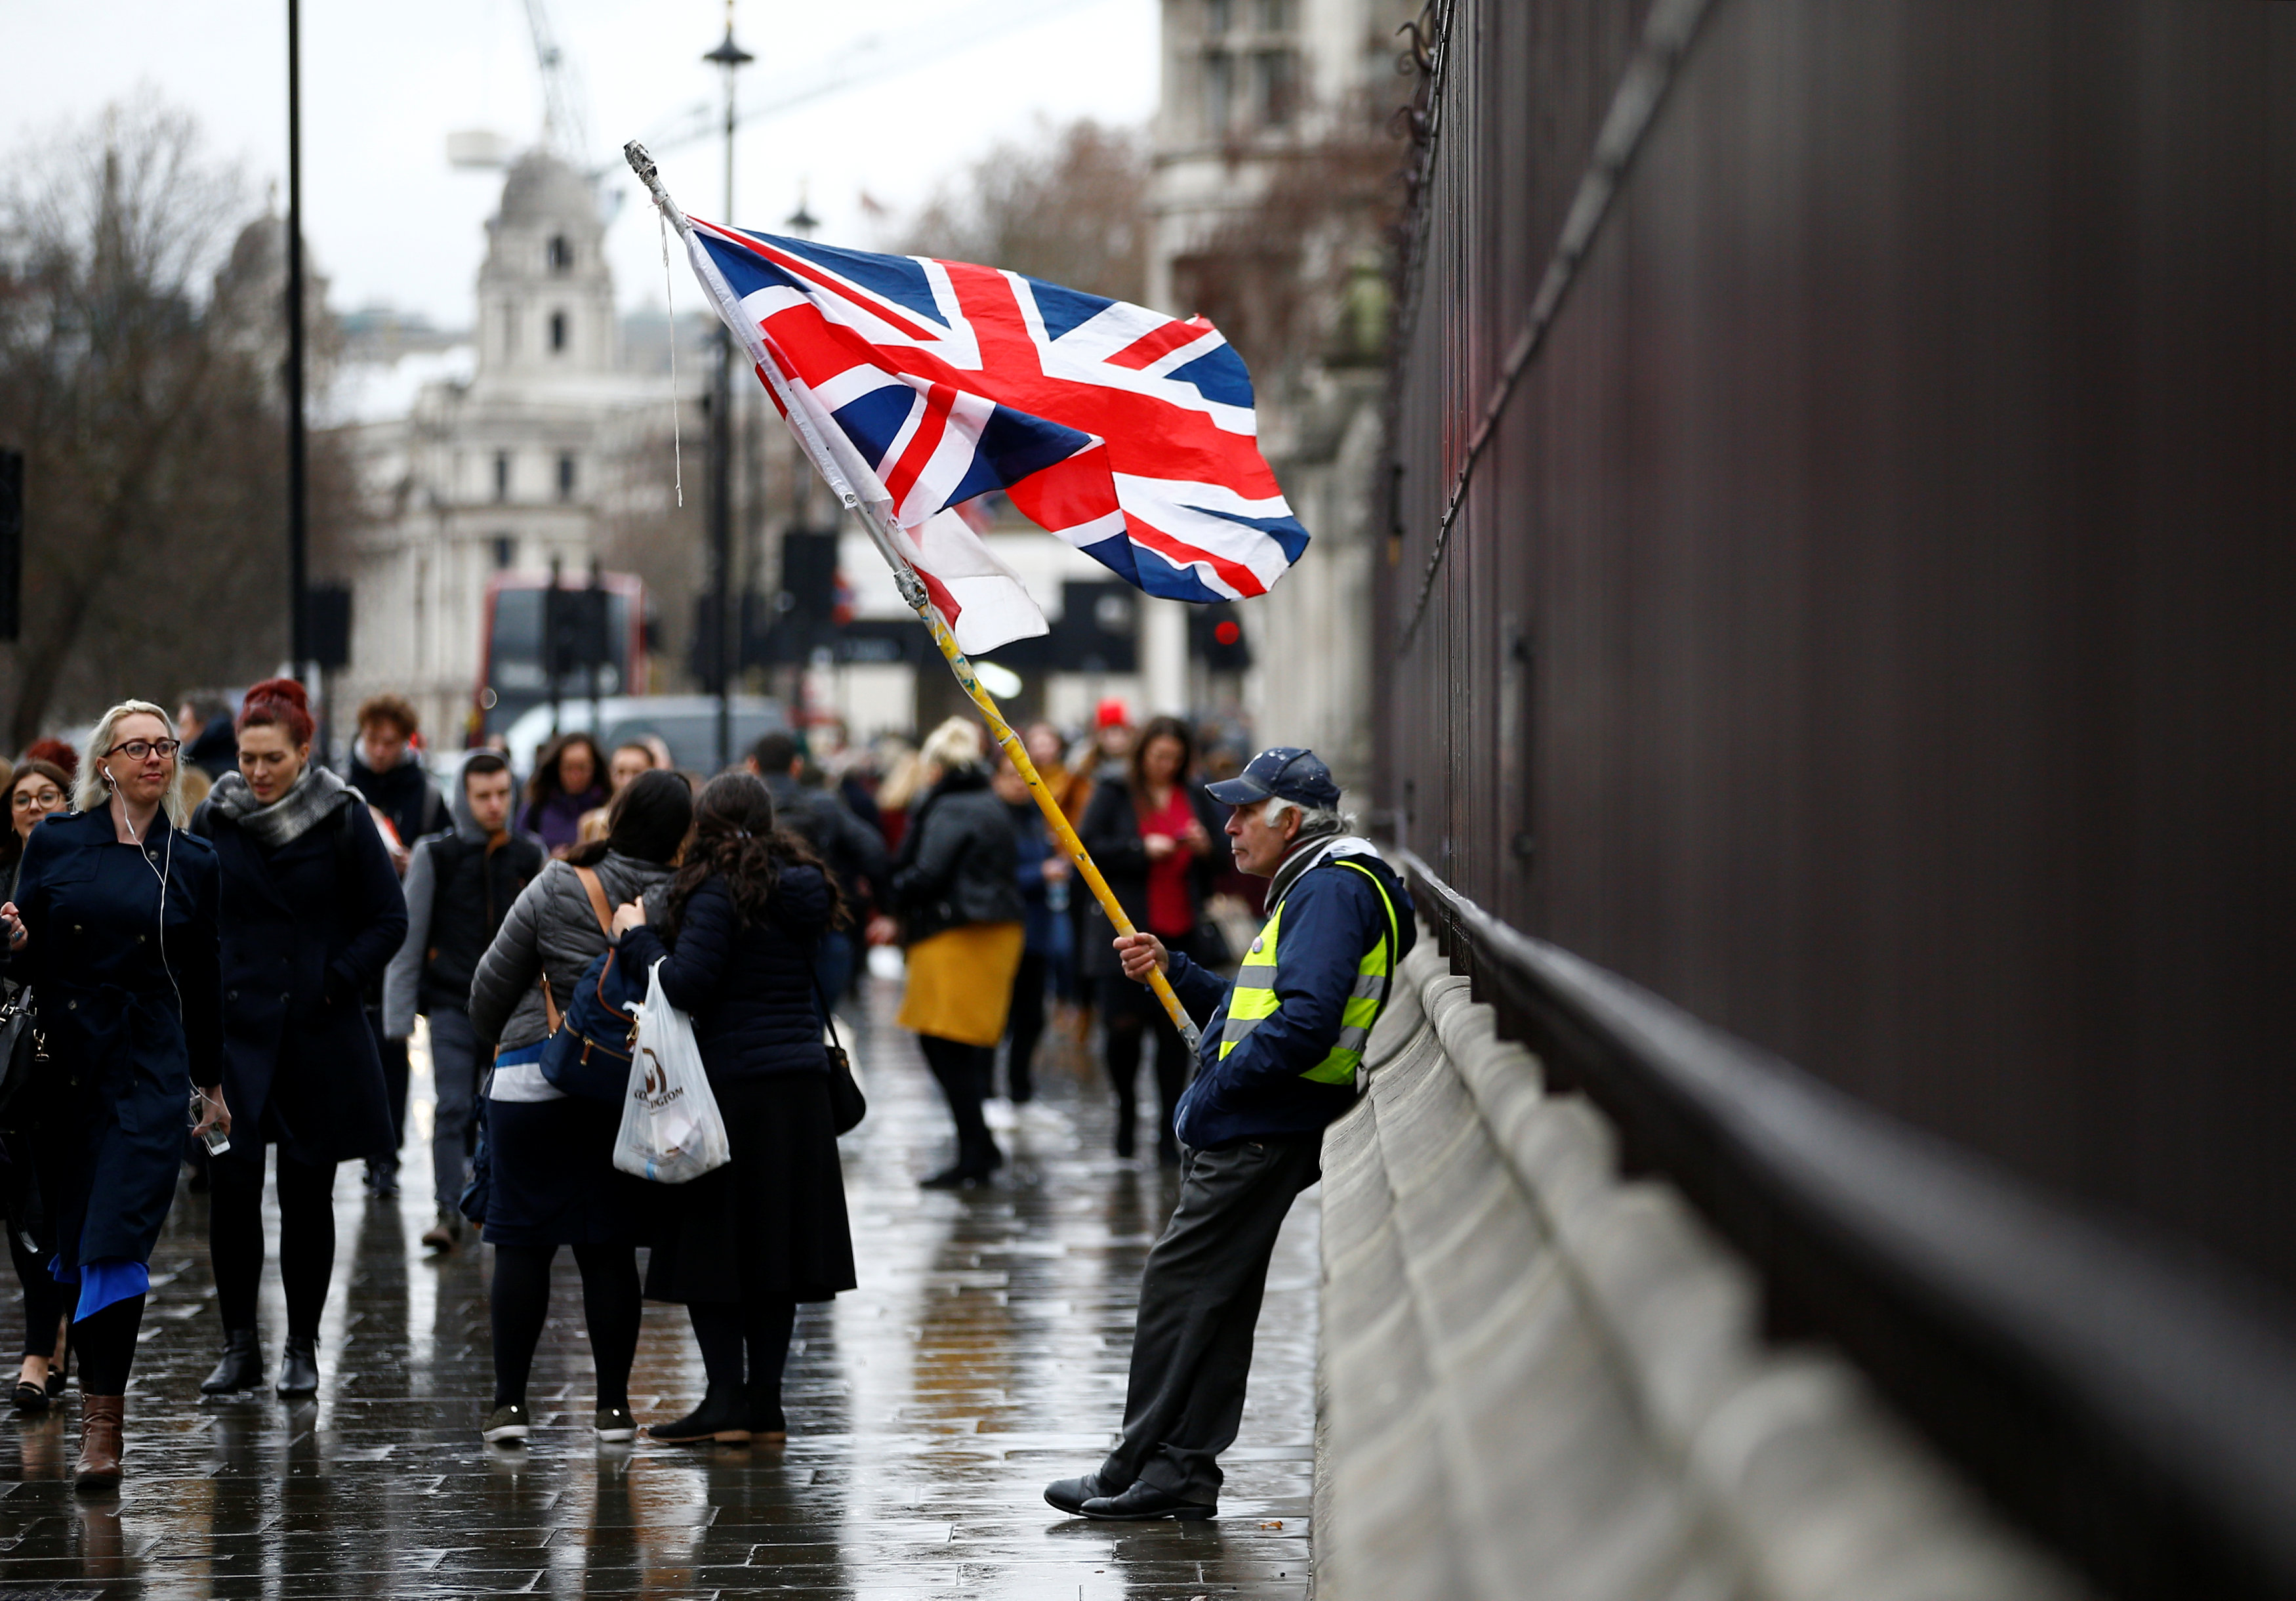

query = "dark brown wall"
[[1378, 0, 2296, 1304]]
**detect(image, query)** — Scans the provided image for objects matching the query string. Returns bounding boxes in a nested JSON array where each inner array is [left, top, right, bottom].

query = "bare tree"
[[901, 119, 1149, 304], [0, 100, 356, 748]]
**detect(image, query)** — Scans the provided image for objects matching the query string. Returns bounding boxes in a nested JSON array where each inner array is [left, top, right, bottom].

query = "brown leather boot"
[[75, 1394, 123, 1491]]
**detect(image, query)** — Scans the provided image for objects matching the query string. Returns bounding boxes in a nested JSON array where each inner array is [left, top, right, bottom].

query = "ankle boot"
[[276, 1335, 319, 1398], [646, 1383, 751, 1444], [746, 1387, 788, 1443], [75, 1394, 123, 1490], [200, 1329, 264, 1396]]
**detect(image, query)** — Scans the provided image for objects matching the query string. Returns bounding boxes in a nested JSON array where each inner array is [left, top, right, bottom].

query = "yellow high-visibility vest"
[[1218, 858, 1402, 1086]]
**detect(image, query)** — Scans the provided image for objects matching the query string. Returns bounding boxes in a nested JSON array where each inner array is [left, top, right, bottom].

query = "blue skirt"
[[480, 1094, 651, 1249]]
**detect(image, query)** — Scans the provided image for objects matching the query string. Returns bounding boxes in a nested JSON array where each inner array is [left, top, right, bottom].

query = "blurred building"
[[1141, 0, 1415, 785], [336, 151, 688, 747]]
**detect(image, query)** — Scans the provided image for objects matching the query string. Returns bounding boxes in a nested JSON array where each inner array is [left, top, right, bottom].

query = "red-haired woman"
[[190, 680, 407, 1400]]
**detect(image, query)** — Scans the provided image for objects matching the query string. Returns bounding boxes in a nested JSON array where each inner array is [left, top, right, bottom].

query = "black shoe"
[[1079, 1481, 1216, 1522], [276, 1335, 319, 1398], [920, 1165, 989, 1190], [200, 1329, 264, 1396], [12, 1379, 46, 1413], [1113, 1121, 1136, 1159], [363, 1160, 399, 1199], [646, 1384, 751, 1444], [1044, 1473, 1108, 1516]]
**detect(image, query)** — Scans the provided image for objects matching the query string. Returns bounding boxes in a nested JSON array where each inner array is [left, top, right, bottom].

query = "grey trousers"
[[427, 1007, 482, 1213], [1098, 1134, 1323, 1503]]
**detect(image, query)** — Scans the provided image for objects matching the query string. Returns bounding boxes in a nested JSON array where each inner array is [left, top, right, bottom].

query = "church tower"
[[477, 152, 615, 378]]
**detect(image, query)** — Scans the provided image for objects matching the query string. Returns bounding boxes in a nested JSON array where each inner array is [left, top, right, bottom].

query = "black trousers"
[[1003, 949, 1047, 1104], [918, 1033, 1000, 1178], [9, 1221, 64, 1360], [374, 1029, 409, 1170], [1097, 1135, 1322, 1504], [209, 1147, 338, 1338], [1099, 978, 1188, 1160]]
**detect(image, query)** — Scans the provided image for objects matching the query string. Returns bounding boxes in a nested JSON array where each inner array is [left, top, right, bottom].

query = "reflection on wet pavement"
[[0, 979, 1318, 1597]]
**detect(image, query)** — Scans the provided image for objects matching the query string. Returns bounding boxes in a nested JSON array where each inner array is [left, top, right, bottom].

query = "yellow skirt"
[[897, 922, 1027, 1047]]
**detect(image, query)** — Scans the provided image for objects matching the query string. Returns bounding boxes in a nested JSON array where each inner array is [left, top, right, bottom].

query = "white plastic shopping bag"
[[611, 959, 731, 1183]]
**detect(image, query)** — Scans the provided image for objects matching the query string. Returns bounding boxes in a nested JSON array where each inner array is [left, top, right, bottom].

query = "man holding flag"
[[1046, 747, 1414, 1520], [625, 154, 1399, 1515]]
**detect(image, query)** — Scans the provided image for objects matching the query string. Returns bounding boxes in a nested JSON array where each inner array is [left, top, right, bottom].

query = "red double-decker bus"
[[470, 570, 647, 745]]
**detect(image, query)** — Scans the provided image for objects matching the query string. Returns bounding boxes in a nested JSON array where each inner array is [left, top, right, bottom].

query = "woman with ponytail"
[[190, 678, 407, 1402], [466, 768, 692, 1445], [610, 771, 856, 1445]]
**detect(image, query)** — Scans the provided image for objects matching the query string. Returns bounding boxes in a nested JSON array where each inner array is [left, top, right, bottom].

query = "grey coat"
[[467, 852, 674, 1050]]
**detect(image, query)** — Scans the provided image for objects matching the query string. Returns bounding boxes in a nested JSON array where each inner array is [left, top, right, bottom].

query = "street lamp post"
[[285, 0, 309, 678], [704, 4, 752, 774]]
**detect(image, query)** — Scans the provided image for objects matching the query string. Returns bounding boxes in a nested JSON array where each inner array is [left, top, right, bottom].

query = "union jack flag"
[[680, 218, 1309, 652]]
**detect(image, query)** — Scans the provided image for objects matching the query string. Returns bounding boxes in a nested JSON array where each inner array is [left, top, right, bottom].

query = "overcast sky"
[[1, 0, 1160, 329]]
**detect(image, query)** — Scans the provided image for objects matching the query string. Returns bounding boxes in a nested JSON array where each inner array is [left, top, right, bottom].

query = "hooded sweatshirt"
[[381, 774, 546, 1037]]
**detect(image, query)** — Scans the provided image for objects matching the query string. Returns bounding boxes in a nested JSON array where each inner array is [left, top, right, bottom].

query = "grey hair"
[[1261, 796, 1351, 837], [77, 700, 192, 827]]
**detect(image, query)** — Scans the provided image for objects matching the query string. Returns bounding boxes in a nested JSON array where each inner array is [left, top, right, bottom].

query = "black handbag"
[[0, 988, 46, 1129], [806, 961, 867, 1136]]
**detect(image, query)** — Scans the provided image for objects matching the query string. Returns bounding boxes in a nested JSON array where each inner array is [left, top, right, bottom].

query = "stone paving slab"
[[0, 980, 1319, 1597]]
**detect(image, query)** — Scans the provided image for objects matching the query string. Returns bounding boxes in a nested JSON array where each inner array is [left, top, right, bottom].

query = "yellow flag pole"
[[620, 139, 1203, 1049], [865, 524, 1204, 1052]]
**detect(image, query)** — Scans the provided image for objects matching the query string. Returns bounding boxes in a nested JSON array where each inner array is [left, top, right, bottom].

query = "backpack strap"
[[571, 864, 614, 937]]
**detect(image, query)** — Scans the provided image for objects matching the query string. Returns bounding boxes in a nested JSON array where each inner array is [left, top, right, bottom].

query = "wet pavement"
[[0, 977, 1319, 1598]]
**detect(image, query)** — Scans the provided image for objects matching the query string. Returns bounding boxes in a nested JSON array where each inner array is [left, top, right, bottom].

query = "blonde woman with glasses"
[[0, 701, 228, 1489]]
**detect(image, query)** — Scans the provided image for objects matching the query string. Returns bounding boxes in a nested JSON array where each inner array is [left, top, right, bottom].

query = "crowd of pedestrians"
[[0, 679, 1364, 1523]]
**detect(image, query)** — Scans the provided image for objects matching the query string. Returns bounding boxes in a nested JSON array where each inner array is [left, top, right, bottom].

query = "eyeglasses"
[[102, 739, 181, 761], [10, 789, 62, 811]]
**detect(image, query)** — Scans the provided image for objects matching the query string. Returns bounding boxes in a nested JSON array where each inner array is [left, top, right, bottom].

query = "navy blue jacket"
[[615, 865, 832, 1083], [1162, 848, 1414, 1150], [192, 798, 407, 1163], [7, 806, 224, 1268]]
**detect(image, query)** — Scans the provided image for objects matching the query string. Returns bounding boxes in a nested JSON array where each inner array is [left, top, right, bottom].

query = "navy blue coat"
[[192, 798, 407, 1163], [615, 865, 832, 1083], [1164, 849, 1415, 1150], [7, 807, 224, 1270]]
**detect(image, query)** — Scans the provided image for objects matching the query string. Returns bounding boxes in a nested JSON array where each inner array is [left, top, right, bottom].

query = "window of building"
[[1204, 51, 1233, 138], [502, 304, 517, 356], [547, 234, 572, 272], [493, 451, 510, 502], [1252, 49, 1297, 127], [1206, 0, 1231, 34], [491, 535, 517, 569], [550, 310, 567, 353], [1256, 0, 1289, 28], [556, 452, 577, 501]]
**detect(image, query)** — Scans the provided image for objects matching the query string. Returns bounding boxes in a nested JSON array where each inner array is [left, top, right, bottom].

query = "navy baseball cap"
[[1205, 747, 1341, 810]]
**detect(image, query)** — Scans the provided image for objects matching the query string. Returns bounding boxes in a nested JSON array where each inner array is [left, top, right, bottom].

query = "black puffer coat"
[[888, 764, 1023, 944], [613, 865, 832, 1083]]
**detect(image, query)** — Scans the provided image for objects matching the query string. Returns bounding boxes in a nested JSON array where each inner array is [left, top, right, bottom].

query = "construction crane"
[[638, 0, 1102, 156], [445, 0, 596, 175]]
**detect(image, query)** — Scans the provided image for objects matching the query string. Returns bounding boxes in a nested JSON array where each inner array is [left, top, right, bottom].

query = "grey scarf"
[[209, 764, 357, 850]]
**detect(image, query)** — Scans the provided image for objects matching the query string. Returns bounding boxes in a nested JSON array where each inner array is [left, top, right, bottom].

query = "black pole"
[[706, 11, 750, 776], [285, 0, 309, 673]]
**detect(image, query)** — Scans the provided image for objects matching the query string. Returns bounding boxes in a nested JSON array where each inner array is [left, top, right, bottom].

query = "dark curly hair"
[[657, 771, 848, 943]]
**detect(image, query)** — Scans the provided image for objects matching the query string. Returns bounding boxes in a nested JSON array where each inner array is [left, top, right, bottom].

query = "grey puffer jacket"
[[467, 852, 674, 1050]]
